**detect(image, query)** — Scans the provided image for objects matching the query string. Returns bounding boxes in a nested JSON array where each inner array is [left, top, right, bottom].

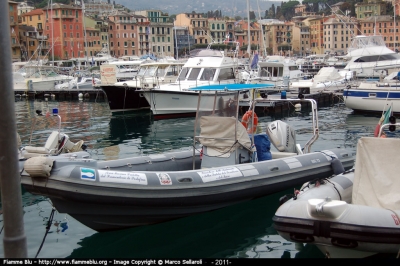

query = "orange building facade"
[[9, 0, 21, 62], [43, 3, 84, 60]]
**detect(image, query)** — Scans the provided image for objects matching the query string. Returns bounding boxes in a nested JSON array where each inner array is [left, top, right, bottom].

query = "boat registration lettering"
[[98, 170, 148, 185], [198, 167, 242, 183]]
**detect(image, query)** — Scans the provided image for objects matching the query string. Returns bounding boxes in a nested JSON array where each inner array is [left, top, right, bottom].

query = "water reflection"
[[67, 189, 324, 258]]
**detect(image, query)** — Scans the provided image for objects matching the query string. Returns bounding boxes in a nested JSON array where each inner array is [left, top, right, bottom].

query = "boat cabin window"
[[177, 67, 189, 80], [200, 68, 216, 81], [156, 66, 167, 77], [354, 54, 400, 63], [187, 68, 201, 80], [262, 67, 283, 77], [137, 67, 148, 76], [166, 65, 181, 77], [289, 66, 298, 70], [217, 68, 235, 80], [146, 66, 157, 76], [259, 68, 270, 77]]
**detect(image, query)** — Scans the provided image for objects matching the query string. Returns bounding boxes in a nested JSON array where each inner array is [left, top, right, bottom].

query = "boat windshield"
[[354, 54, 400, 62], [348, 35, 386, 52], [187, 68, 201, 80], [137, 66, 157, 77], [166, 64, 182, 77], [145, 66, 157, 76], [194, 90, 241, 138], [177, 67, 190, 81], [200, 68, 216, 81], [137, 67, 148, 76]]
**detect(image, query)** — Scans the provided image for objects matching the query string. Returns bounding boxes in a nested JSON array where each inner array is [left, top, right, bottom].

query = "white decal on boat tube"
[[81, 168, 96, 181], [283, 158, 302, 169], [198, 167, 243, 183], [157, 173, 172, 185], [98, 170, 148, 185]]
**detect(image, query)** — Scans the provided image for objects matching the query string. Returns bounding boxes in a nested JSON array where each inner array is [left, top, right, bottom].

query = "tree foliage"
[[20, 0, 71, 9], [281, 1, 300, 20], [205, 10, 223, 18]]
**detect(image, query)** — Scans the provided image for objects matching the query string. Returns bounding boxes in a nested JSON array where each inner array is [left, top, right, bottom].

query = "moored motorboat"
[[273, 121, 400, 258], [138, 41, 278, 119], [343, 71, 400, 113], [241, 55, 303, 89], [289, 67, 354, 94], [20, 85, 355, 232], [98, 60, 184, 112], [18, 108, 88, 159]]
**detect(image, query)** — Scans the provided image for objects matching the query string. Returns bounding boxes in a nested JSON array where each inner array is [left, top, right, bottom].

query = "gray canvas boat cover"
[[352, 137, 400, 210], [198, 116, 252, 154]]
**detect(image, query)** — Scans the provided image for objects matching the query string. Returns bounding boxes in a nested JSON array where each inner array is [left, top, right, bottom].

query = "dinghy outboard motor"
[[266, 120, 297, 153]]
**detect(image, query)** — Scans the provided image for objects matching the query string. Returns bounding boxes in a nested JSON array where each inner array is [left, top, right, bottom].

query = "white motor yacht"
[[138, 41, 272, 119], [239, 56, 303, 89], [344, 35, 400, 78]]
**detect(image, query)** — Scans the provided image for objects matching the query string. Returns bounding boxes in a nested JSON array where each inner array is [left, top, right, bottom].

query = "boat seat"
[[197, 116, 252, 168], [24, 131, 61, 155]]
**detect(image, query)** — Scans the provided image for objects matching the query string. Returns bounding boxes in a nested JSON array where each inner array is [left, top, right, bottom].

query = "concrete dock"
[[14, 87, 107, 101]]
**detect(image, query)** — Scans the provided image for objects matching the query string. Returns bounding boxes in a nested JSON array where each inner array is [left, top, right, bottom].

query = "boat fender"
[[374, 124, 381, 137], [331, 158, 345, 175], [24, 157, 54, 178], [241, 111, 258, 134]]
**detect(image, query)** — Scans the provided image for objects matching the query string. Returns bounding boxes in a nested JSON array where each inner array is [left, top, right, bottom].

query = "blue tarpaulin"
[[250, 134, 272, 161], [250, 53, 259, 69]]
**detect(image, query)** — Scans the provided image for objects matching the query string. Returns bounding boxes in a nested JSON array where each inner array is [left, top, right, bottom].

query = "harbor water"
[[1, 97, 398, 258]]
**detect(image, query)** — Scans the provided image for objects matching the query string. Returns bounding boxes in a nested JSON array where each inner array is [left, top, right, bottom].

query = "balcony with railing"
[[52, 13, 74, 19], [151, 22, 173, 27], [137, 21, 150, 26], [115, 20, 136, 24], [95, 24, 108, 29]]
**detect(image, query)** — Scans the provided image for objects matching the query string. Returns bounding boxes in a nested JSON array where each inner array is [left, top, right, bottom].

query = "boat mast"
[[51, 0, 54, 63], [246, 0, 251, 57], [174, 19, 178, 60], [82, 1, 89, 67], [256, 0, 267, 57]]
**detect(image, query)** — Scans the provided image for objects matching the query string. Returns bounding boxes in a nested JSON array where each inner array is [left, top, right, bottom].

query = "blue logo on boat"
[[81, 168, 96, 181]]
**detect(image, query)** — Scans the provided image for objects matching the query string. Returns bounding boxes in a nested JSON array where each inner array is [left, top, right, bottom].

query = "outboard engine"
[[266, 120, 297, 153]]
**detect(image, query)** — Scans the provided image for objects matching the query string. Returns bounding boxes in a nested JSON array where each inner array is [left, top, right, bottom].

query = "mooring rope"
[[35, 207, 56, 258]]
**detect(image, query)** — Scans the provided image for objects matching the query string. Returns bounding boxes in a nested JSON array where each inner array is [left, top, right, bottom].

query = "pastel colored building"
[[43, 3, 84, 60]]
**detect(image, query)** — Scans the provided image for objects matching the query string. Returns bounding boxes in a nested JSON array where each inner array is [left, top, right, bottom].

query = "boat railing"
[[252, 97, 319, 154], [378, 122, 400, 137], [28, 108, 61, 146]]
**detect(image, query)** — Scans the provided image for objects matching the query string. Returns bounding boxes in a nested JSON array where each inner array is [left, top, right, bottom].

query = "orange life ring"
[[241, 110, 258, 134]]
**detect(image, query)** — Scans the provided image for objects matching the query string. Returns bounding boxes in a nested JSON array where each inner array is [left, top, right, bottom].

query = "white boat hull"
[[275, 198, 400, 257], [142, 87, 243, 118], [343, 84, 400, 112]]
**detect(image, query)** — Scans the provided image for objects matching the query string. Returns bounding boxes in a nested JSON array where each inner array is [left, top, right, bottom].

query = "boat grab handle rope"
[[35, 207, 56, 258]]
